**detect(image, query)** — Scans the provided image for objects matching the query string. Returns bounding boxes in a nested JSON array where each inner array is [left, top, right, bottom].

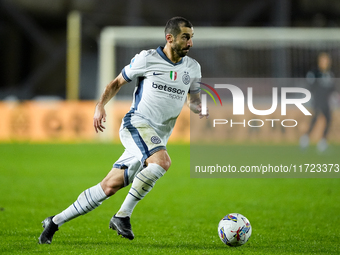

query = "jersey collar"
[[157, 46, 184, 66]]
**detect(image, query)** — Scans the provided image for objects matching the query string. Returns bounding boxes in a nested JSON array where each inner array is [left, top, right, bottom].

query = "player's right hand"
[[93, 104, 106, 133]]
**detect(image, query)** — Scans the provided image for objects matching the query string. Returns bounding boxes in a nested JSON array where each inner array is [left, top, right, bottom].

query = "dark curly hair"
[[164, 17, 193, 38]]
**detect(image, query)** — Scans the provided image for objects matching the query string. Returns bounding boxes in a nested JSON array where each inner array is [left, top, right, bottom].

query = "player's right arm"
[[94, 50, 146, 133], [93, 73, 127, 133]]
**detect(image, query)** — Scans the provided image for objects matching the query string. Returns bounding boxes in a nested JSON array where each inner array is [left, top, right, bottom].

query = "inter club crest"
[[182, 71, 190, 85]]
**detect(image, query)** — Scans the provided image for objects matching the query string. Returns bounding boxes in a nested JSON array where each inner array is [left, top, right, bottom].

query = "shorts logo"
[[151, 136, 161, 144], [182, 71, 190, 85]]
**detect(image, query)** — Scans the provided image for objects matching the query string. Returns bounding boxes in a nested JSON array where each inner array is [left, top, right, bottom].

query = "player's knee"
[[159, 157, 171, 171], [101, 183, 119, 196], [100, 182, 113, 196], [147, 150, 171, 171], [157, 154, 171, 171], [101, 178, 124, 196]]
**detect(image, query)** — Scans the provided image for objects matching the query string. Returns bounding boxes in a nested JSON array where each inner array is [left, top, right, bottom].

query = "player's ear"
[[165, 33, 174, 43]]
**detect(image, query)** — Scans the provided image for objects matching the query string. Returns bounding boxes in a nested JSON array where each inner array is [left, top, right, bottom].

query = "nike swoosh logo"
[[142, 187, 148, 192], [153, 72, 163, 75]]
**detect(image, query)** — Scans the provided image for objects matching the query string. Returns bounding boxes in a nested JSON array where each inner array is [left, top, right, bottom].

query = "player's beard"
[[172, 41, 190, 58]]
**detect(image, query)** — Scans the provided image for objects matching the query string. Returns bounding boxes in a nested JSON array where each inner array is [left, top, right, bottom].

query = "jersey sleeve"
[[121, 51, 148, 82], [188, 62, 202, 94]]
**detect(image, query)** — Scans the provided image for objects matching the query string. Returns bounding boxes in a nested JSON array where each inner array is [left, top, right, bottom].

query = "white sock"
[[52, 183, 108, 226], [116, 163, 166, 218]]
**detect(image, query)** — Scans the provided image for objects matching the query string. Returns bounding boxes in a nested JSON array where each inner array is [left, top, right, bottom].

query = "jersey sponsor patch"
[[151, 136, 161, 144], [152, 82, 185, 95]]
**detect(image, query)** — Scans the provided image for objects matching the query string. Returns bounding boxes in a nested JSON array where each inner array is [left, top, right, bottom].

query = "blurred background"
[[0, 0, 339, 142]]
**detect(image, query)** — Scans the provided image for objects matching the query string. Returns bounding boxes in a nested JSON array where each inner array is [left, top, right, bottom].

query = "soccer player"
[[38, 16, 207, 244], [300, 52, 336, 152]]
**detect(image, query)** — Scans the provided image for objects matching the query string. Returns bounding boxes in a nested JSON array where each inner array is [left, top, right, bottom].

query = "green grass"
[[0, 143, 339, 254]]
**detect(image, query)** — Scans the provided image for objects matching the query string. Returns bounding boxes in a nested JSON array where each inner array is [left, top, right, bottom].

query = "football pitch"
[[0, 143, 339, 254]]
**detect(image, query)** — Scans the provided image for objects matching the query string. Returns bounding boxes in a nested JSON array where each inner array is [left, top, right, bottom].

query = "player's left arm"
[[187, 92, 209, 119]]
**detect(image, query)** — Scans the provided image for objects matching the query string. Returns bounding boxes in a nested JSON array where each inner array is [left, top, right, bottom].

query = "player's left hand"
[[196, 104, 209, 119]]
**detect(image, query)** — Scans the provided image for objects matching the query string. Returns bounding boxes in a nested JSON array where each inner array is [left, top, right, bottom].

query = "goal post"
[[98, 26, 165, 97]]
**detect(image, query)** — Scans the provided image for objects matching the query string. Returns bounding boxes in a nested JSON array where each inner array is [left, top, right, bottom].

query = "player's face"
[[172, 26, 194, 58]]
